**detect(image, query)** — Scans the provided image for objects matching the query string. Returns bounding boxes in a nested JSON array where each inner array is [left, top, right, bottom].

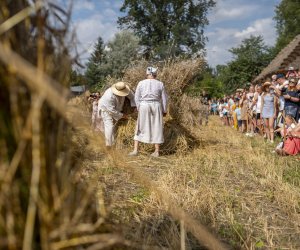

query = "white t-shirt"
[[222, 102, 229, 114], [275, 84, 285, 111], [256, 94, 262, 113], [218, 104, 224, 117]]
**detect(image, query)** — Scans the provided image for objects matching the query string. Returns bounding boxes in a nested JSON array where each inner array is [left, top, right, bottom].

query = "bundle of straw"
[[123, 58, 204, 101], [115, 117, 198, 155]]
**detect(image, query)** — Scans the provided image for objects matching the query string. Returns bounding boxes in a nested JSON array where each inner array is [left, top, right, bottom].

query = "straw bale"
[[122, 58, 204, 100], [115, 117, 198, 155], [112, 58, 205, 154]]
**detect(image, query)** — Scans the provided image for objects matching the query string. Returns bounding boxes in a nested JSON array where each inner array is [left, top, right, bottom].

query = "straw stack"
[[113, 58, 205, 154]]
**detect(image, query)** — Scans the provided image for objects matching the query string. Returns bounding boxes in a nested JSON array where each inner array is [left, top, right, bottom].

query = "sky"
[[68, 0, 281, 67]]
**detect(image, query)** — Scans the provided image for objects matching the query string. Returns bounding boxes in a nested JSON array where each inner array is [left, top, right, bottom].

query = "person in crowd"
[[222, 97, 229, 126], [251, 84, 263, 135], [218, 99, 224, 122], [275, 115, 297, 138], [229, 95, 237, 128], [279, 78, 300, 122], [239, 91, 249, 133], [274, 74, 288, 128], [235, 89, 243, 100], [276, 118, 300, 156], [98, 82, 135, 147], [246, 85, 255, 136], [210, 99, 218, 115], [286, 66, 298, 79], [271, 74, 277, 86], [233, 98, 240, 130], [261, 82, 278, 143], [90, 92, 102, 131], [227, 95, 235, 126], [129, 67, 168, 157]]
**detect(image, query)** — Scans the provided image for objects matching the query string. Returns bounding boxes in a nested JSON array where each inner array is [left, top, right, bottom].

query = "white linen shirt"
[[135, 79, 168, 113], [98, 88, 135, 121]]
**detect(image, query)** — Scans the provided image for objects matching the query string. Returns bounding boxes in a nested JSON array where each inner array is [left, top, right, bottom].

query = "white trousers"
[[101, 111, 116, 146]]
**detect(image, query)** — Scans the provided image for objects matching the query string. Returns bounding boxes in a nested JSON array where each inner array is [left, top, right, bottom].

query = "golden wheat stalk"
[[0, 1, 43, 35]]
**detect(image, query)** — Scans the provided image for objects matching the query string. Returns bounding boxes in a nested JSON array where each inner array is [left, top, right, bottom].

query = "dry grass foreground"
[[85, 116, 300, 249]]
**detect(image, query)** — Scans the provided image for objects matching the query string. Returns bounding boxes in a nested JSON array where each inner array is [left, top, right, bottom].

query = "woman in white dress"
[[129, 67, 168, 157]]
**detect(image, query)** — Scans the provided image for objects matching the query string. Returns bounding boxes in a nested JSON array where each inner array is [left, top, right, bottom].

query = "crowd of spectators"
[[209, 67, 300, 156]]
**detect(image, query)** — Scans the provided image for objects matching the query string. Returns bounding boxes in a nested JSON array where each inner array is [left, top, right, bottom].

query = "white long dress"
[[134, 79, 168, 144], [98, 88, 135, 146]]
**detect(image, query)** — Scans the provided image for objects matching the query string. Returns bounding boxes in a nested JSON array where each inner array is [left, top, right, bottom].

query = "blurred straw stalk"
[[0, 1, 122, 249]]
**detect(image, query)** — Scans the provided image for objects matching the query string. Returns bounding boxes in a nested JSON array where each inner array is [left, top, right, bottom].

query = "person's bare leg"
[[151, 144, 160, 157], [264, 119, 270, 140], [128, 140, 139, 156], [133, 140, 139, 152], [269, 118, 275, 142], [242, 121, 246, 133], [251, 118, 255, 134]]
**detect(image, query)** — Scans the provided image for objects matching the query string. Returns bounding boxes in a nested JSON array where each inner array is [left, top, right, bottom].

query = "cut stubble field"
[[84, 116, 300, 249]]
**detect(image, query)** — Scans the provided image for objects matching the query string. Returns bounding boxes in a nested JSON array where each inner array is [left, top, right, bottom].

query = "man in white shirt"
[[129, 67, 168, 157], [98, 82, 135, 147]]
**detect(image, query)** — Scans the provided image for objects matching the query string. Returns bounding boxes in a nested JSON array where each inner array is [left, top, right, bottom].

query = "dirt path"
[[87, 116, 300, 249]]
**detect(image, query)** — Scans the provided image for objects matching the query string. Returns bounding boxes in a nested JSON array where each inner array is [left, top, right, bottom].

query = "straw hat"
[[111, 82, 130, 97], [262, 81, 271, 91]]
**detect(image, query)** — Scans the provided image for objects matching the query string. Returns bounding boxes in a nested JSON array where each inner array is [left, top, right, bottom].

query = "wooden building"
[[254, 34, 300, 83]]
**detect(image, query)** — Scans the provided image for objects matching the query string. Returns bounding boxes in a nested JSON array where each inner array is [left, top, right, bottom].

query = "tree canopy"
[[118, 0, 215, 59], [102, 30, 140, 78], [85, 31, 140, 88], [216, 35, 274, 93], [274, 0, 300, 53], [85, 37, 106, 86]]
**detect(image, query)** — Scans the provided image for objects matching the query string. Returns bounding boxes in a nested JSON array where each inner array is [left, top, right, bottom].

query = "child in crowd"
[[240, 91, 248, 133], [222, 98, 229, 126], [218, 99, 224, 122], [276, 117, 300, 156], [235, 100, 242, 131]]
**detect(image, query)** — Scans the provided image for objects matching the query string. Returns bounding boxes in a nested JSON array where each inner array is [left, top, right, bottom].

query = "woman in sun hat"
[[128, 67, 168, 157], [98, 82, 135, 147], [261, 81, 278, 143]]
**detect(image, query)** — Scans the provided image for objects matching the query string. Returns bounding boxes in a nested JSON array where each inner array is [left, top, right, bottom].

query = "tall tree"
[[216, 35, 273, 93], [274, 0, 300, 52], [187, 70, 224, 98], [85, 37, 106, 86], [70, 69, 87, 86], [85, 31, 140, 88], [118, 0, 215, 59], [100, 30, 140, 78]]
